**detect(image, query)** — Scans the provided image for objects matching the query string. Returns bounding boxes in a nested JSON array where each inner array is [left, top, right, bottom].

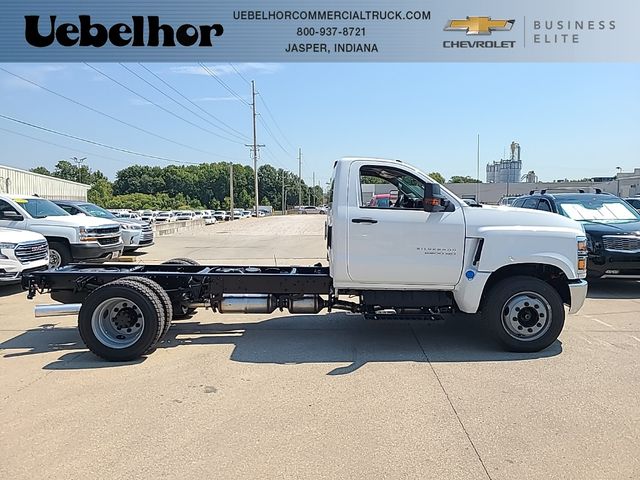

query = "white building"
[[486, 141, 523, 184], [0, 164, 89, 200]]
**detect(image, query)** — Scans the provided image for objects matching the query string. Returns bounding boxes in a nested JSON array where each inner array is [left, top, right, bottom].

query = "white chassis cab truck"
[[26, 158, 588, 361]]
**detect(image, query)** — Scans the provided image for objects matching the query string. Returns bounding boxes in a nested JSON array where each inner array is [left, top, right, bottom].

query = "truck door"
[[0, 199, 29, 230], [347, 162, 466, 287]]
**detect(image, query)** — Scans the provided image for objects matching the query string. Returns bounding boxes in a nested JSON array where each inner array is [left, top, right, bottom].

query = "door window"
[[59, 205, 76, 214], [359, 166, 425, 209], [522, 198, 539, 209], [537, 199, 552, 212], [0, 200, 22, 220]]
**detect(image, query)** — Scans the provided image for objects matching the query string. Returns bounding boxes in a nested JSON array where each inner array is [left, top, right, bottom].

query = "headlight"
[[577, 237, 588, 254], [0, 242, 17, 249], [121, 224, 141, 231], [577, 236, 588, 275]]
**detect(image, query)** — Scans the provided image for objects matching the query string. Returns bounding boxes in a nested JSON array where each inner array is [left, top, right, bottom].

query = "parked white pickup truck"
[[0, 227, 49, 283], [27, 157, 589, 361], [0, 194, 123, 268]]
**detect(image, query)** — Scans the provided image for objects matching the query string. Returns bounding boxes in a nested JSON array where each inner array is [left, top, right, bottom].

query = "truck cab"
[[327, 158, 588, 351], [0, 194, 123, 268]]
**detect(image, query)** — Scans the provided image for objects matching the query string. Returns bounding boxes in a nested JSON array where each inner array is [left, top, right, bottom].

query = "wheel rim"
[[501, 291, 552, 341], [91, 297, 145, 349], [49, 249, 62, 268]]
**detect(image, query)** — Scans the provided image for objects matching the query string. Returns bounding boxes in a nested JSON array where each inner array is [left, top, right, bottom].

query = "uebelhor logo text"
[[24, 15, 224, 48]]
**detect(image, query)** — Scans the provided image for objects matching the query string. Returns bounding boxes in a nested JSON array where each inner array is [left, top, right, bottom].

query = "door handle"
[[352, 218, 378, 224]]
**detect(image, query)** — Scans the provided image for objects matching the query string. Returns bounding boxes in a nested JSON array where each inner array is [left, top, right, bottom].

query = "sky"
[[1, 62, 639, 188]]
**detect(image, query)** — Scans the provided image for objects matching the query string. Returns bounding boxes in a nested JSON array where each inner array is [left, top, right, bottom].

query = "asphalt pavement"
[[1, 215, 639, 479]]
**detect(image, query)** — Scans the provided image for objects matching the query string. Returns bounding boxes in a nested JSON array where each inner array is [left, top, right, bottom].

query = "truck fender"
[[454, 261, 573, 314]]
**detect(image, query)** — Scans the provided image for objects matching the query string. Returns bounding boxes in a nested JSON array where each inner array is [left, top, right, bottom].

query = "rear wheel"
[[482, 276, 565, 352], [78, 280, 165, 361], [162, 258, 200, 317], [120, 277, 173, 340], [163, 258, 200, 266]]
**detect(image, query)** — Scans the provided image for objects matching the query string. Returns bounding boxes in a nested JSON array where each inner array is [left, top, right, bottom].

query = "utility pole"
[[248, 80, 261, 218], [229, 163, 234, 221], [281, 170, 285, 215], [298, 148, 302, 207], [312, 172, 315, 205], [476, 134, 480, 202]]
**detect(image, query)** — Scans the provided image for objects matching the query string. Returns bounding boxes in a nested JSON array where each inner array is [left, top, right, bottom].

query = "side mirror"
[[1, 211, 24, 221], [423, 184, 446, 213]]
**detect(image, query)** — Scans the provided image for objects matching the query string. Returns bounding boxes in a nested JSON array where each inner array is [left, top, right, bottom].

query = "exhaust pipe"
[[35, 303, 82, 318]]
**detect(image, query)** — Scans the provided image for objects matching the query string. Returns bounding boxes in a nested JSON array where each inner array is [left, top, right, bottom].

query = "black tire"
[[48, 241, 72, 268], [482, 276, 565, 353], [162, 258, 200, 266], [162, 258, 200, 316], [120, 277, 173, 339], [78, 279, 166, 361]]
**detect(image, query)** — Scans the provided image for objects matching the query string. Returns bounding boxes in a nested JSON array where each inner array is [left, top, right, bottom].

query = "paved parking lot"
[[1, 215, 639, 479]]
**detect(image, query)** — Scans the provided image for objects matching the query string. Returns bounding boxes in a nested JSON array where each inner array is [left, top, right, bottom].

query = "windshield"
[[79, 203, 116, 219], [558, 198, 640, 222], [19, 198, 69, 218]]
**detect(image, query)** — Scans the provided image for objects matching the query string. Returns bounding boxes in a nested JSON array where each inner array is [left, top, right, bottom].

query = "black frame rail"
[[24, 263, 332, 300]]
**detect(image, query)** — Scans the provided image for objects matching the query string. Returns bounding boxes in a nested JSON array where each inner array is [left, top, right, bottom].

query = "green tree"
[[429, 172, 446, 184], [449, 175, 482, 183], [88, 179, 113, 206], [30, 166, 52, 176]]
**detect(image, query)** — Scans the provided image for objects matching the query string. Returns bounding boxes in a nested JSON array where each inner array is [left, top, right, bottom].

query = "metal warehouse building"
[[0, 164, 89, 200]]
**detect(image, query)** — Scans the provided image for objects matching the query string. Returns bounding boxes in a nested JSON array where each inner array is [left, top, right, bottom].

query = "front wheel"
[[482, 276, 565, 353], [48, 242, 72, 268]]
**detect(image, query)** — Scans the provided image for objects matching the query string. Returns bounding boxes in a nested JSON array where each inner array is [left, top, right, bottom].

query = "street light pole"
[[616, 166, 622, 196]]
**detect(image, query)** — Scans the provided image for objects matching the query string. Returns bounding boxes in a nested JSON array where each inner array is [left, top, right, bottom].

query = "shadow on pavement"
[[0, 313, 561, 373], [587, 278, 640, 300], [0, 324, 145, 369], [0, 283, 24, 298]]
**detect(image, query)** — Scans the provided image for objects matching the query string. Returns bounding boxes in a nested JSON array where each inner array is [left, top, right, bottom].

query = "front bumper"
[[567, 279, 588, 314], [70, 241, 123, 261], [587, 251, 640, 277], [0, 263, 48, 283], [122, 229, 154, 249]]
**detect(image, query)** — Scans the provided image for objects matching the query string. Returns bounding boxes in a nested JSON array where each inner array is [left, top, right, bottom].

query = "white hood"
[[31, 215, 120, 229], [463, 205, 584, 237], [0, 227, 46, 243]]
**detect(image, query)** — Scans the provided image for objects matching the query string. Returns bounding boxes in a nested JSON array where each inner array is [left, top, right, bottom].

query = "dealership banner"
[[0, 0, 638, 62]]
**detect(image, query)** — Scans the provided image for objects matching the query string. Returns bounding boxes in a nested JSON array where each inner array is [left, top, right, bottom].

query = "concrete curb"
[[152, 219, 206, 236]]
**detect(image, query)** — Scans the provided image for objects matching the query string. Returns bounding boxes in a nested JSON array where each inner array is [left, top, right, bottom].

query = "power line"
[[258, 116, 292, 157], [198, 63, 251, 107], [138, 63, 250, 141], [0, 126, 133, 166], [229, 63, 251, 86], [0, 113, 201, 165], [0, 66, 235, 161], [258, 94, 295, 150], [85, 63, 245, 143], [262, 146, 288, 170], [119, 63, 246, 145]]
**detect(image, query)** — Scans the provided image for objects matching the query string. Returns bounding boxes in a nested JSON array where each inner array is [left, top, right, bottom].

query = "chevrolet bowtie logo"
[[445, 17, 515, 35]]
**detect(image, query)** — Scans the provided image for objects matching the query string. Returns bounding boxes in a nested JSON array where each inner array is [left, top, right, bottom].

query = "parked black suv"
[[512, 191, 640, 278]]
